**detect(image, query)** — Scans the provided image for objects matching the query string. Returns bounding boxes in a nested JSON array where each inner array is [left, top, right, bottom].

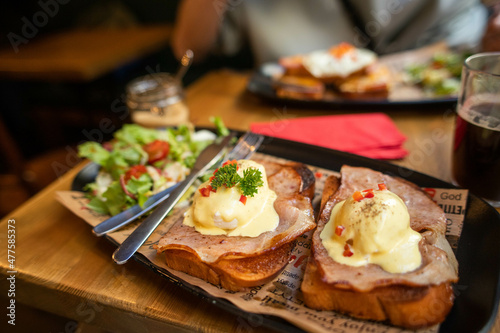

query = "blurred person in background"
[[482, 2, 500, 51], [171, 0, 496, 65]]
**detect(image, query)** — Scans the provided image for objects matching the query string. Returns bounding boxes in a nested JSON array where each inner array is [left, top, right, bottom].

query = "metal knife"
[[92, 183, 180, 237], [112, 133, 235, 264]]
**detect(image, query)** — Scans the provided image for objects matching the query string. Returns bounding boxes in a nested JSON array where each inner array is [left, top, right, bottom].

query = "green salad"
[[405, 52, 469, 96], [78, 121, 227, 216]]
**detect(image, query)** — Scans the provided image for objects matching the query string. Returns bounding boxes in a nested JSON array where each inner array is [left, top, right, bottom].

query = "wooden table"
[[1, 69, 499, 332], [0, 25, 171, 82]]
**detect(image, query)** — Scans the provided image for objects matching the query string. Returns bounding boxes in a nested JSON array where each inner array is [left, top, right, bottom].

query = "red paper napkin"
[[250, 113, 408, 159]]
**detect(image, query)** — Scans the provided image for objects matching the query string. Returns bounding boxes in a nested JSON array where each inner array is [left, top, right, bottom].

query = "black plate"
[[72, 134, 500, 333], [71, 162, 100, 191], [246, 64, 457, 109]]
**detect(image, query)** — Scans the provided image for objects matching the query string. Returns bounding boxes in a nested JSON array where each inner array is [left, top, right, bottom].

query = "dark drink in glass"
[[452, 101, 500, 205], [452, 52, 500, 207]]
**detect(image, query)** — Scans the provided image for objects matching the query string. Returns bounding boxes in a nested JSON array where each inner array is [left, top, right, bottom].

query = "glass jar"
[[126, 73, 189, 128]]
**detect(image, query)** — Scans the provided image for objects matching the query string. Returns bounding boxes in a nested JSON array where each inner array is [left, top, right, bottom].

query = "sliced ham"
[[313, 166, 459, 292], [156, 160, 316, 263]]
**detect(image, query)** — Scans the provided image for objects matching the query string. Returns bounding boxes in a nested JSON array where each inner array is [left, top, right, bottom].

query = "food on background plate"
[[77, 123, 221, 216], [404, 51, 468, 97], [276, 42, 391, 100], [275, 75, 325, 100], [278, 54, 309, 77], [300, 42, 377, 84], [301, 166, 458, 329], [337, 63, 392, 100], [272, 43, 469, 101], [155, 159, 316, 291]]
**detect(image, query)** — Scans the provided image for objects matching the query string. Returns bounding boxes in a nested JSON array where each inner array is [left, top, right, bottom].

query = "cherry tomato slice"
[[124, 165, 148, 182], [143, 140, 170, 164]]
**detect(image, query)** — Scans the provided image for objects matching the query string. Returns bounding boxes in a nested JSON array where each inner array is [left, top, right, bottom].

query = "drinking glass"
[[452, 53, 500, 207]]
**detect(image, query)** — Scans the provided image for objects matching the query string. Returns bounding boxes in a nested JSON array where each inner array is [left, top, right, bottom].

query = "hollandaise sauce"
[[320, 184, 422, 273], [183, 160, 279, 237]]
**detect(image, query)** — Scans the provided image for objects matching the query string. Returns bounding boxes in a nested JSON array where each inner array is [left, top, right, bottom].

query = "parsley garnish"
[[240, 168, 264, 196], [210, 161, 263, 197], [211, 163, 240, 190]]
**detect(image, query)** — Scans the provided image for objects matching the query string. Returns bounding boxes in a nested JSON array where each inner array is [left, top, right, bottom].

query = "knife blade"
[[112, 133, 235, 264]]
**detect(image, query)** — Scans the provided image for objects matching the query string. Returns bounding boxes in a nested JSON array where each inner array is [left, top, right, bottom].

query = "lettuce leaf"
[[101, 182, 128, 216], [78, 142, 110, 166], [126, 174, 153, 208], [114, 124, 160, 145]]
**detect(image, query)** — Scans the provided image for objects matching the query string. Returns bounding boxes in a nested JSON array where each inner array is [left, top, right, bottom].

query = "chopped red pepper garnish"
[[353, 187, 379, 201], [352, 191, 364, 201], [343, 243, 353, 257], [207, 185, 216, 193], [335, 225, 345, 236], [199, 187, 211, 197], [222, 160, 238, 170], [343, 249, 353, 257], [315, 172, 323, 178], [364, 192, 375, 199], [378, 183, 387, 191], [239, 195, 247, 205]]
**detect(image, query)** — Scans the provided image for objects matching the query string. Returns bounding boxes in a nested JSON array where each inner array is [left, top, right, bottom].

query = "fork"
[[112, 132, 264, 264], [224, 131, 264, 162]]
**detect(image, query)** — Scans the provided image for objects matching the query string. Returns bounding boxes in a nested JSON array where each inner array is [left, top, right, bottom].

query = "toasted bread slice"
[[156, 160, 316, 291], [337, 64, 392, 100], [164, 240, 295, 291], [278, 54, 311, 77], [274, 75, 325, 100], [302, 257, 454, 327], [302, 166, 458, 329]]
